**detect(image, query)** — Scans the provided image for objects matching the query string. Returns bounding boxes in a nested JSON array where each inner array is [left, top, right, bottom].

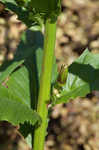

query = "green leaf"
[[55, 49, 99, 104], [0, 86, 41, 125], [30, 0, 61, 21], [0, 30, 43, 84], [31, 0, 60, 11], [0, 30, 57, 87], [0, 60, 24, 84], [2, 0, 61, 27], [0, 29, 58, 126], [2, 0, 16, 4], [2, 0, 32, 27]]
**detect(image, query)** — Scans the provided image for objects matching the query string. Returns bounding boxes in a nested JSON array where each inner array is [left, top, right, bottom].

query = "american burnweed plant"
[[1, 0, 99, 150]]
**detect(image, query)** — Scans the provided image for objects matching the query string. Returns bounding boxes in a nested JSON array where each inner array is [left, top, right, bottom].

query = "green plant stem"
[[33, 19, 56, 150]]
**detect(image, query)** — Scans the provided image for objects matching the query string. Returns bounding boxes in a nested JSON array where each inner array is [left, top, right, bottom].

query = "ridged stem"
[[33, 19, 56, 150]]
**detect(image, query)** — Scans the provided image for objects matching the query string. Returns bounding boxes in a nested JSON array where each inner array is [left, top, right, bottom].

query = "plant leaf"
[[2, 0, 61, 27], [0, 29, 58, 126], [55, 49, 99, 104], [2, 0, 32, 27], [0, 85, 41, 125], [0, 60, 24, 84]]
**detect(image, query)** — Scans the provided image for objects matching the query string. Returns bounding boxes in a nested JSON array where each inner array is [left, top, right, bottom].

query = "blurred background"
[[0, 0, 99, 150]]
